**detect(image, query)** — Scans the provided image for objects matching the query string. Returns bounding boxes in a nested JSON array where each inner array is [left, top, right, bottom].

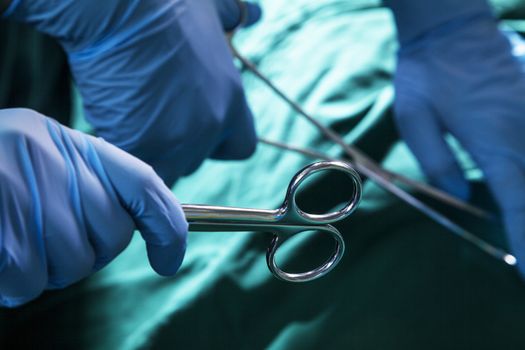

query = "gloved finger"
[[58, 125, 136, 271], [475, 157, 525, 277], [38, 120, 96, 288], [210, 90, 257, 160], [45, 122, 135, 277], [0, 126, 48, 307], [90, 138, 188, 276], [394, 94, 470, 200], [215, 0, 262, 32]]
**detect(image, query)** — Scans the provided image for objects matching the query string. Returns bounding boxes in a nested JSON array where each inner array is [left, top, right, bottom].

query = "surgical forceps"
[[182, 161, 362, 282], [227, 28, 516, 266]]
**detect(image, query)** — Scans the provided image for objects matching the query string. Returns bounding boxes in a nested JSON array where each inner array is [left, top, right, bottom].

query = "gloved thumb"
[[90, 138, 188, 276], [394, 94, 470, 200]]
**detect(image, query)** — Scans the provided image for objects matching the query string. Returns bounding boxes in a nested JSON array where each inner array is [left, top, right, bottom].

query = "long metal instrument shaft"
[[232, 47, 491, 220], [259, 135, 515, 265]]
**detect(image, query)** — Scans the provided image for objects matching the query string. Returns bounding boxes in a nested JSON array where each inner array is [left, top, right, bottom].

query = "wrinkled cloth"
[[2, 0, 525, 349]]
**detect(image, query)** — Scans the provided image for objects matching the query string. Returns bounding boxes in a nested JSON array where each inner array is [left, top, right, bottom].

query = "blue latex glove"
[[2, 0, 262, 186], [0, 108, 188, 308], [387, 0, 525, 276]]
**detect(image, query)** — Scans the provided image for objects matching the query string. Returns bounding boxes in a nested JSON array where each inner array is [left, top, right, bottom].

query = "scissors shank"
[[183, 204, 280, 225], [187, 220, 328, 234]]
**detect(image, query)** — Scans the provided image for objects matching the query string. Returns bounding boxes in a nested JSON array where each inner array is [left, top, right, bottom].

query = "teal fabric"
[[2, 1, 525, 348]]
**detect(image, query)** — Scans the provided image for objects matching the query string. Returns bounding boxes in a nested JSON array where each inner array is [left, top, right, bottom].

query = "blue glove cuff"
[[384, 0, 494, 45]]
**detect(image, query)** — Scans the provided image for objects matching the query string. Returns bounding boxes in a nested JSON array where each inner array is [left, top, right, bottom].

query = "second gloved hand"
[[0, 109, 187, 308], [392, 12, 525, 275], [3, 0, 262, 185]]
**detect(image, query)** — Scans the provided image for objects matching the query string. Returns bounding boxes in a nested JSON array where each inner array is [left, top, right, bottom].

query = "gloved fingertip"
[[243, 2, 262, 27], [146, 242, 187, 277]]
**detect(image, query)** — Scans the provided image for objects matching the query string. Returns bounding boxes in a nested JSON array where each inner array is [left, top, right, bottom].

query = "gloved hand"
[[2, 0, 262, 186], [0, 108, 187, 308], [387, 0, 525, 276]]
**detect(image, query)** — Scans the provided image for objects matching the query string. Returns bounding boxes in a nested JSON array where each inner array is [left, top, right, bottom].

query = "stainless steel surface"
[[225, 13, 515, 268], [231, 41, 514, 265], [183, 161, 363, 282], [231, 45, 490, 219], [259, 138, 516, 266]]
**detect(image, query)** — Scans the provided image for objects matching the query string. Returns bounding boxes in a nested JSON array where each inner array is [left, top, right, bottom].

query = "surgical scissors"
[[182, 161, 362, 282], [227, 25, 516, 266]]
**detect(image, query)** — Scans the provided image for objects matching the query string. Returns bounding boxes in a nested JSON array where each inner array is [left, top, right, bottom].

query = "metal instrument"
[[183, 161, 362, 282], [258, 138, 517, 267], [226, 10, 516, 266]]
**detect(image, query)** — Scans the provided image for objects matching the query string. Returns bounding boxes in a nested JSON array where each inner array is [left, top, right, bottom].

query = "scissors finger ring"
[[182, 161, 362, 282]]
